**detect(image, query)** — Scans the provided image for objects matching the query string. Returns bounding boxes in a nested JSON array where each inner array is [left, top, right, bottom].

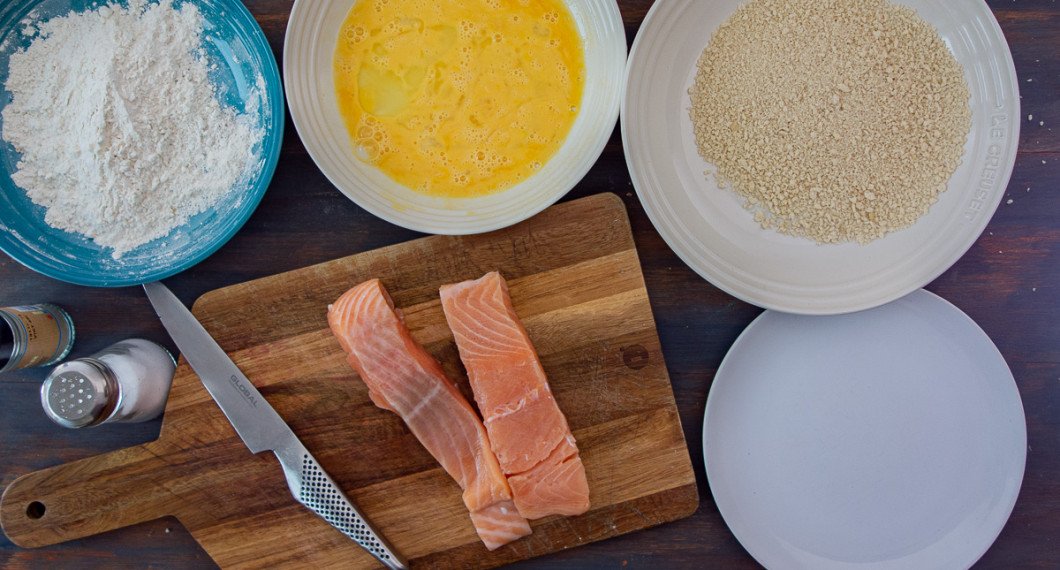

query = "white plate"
[[703, 289, 1026, 570], [284, 0, 626, 235], [622, 0, 1020, 314]]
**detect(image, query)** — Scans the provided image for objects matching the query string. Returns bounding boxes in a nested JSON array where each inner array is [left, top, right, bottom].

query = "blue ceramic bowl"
[[0, 0, 283, 287]]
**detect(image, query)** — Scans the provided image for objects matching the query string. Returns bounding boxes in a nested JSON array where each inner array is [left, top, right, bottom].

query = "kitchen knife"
[[143, 281, 406, 569]]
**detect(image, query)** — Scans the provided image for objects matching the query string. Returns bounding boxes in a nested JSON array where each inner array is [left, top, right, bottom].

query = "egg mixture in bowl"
[[284, 0, 626, 233], [334, 0, 585, 198]]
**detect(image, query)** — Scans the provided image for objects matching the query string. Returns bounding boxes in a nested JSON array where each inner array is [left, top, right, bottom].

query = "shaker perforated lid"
[[40, 359, 117, 428]]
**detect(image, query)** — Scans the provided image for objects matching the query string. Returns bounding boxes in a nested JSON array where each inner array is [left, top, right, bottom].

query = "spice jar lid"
[[40, 359, 117, 428]]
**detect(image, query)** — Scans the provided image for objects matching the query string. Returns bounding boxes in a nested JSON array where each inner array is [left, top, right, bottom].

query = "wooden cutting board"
[[0, 193, 698, 568]]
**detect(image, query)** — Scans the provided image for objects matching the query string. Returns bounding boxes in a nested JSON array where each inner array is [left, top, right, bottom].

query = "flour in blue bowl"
[[1, 0, 264, 259]]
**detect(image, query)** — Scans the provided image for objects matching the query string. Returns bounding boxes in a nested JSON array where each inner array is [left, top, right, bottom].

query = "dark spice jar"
[[0, 304, 75, 373]]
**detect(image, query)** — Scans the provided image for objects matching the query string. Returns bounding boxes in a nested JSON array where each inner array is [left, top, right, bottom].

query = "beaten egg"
[[334, 0, 585, 198]]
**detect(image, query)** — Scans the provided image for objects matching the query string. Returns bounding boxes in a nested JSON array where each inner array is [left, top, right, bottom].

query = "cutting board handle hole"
[[25, 501, 45, 519]]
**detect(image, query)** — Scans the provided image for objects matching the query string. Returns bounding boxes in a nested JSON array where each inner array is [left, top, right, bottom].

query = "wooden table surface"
[[0, 0, 1056, 568]]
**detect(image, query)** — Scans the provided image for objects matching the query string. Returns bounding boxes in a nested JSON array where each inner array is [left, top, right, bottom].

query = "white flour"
[[1, 0, 263, 258]]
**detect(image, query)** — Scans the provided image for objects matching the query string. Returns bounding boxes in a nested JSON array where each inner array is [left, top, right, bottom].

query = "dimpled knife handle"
[[276, 443, 407, 569]]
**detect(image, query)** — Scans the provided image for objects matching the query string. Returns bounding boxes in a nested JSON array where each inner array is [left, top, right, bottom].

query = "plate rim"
[[701, 288, 1028, 569]]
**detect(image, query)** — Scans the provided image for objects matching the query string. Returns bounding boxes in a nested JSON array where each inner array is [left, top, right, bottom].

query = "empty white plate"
[[703, 289, 1026, 569]]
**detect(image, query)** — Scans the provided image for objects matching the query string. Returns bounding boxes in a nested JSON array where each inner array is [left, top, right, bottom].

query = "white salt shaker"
[[41, 339, 176, 428]]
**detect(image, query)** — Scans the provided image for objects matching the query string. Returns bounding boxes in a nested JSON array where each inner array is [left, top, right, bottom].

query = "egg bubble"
[[458, 19, 476, 40], [357, 140, 382, 161]]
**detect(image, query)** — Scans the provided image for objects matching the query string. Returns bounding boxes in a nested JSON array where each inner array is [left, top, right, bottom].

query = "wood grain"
[[0, 1, 1056, 568], [0, 194, 698, 568]]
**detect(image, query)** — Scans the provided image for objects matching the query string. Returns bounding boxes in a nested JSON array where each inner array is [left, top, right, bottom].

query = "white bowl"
[[285, 0, 626, 234], [623, 0, 1020, 315]]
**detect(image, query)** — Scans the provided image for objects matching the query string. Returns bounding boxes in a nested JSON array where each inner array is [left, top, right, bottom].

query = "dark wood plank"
[[1, 0, 1057, 568]]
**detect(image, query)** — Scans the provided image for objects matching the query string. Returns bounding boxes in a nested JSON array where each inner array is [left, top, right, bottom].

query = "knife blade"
[[143, 282, 407, 569]]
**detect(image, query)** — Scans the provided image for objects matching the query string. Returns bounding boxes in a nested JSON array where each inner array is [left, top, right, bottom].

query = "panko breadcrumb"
[[689, 0, 971, 244]]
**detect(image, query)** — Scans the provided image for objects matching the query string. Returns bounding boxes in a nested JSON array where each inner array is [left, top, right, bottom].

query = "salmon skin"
[[327, 279, 531, 551], [440, 272, 591, 519]]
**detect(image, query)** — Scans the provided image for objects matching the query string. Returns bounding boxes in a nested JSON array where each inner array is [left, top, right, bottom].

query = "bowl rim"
[[0, 0, 285, 288]]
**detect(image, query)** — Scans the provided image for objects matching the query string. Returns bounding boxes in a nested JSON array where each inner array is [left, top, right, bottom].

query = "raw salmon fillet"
[[327, 279, 531, 550], [440, 272, 590, 519]]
